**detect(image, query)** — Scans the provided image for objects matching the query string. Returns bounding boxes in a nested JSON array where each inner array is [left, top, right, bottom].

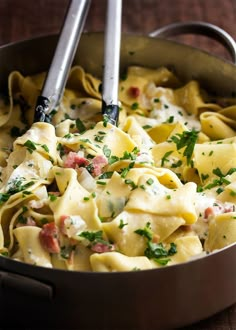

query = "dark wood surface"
[[0, 1, 236, 329]]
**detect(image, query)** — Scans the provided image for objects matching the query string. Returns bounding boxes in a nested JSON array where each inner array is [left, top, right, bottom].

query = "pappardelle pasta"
[[0, 65, 235, 272]]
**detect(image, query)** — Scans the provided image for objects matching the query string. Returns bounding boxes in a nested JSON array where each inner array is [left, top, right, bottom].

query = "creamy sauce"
[[150, 94, 201, 131]]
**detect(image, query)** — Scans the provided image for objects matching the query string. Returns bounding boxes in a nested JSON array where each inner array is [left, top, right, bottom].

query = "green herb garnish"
[[23, 140, 37, 153], [118, 219, 128, 229], [161, 150, 173, 167], [76, 118, 86, 133], [170, 130, 199, 165]]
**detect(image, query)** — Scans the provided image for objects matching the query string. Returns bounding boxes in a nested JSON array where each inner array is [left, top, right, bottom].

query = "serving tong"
[[102, 0, 122, 126], [34, 0, 122, 127], [34, 0, 91, 123]]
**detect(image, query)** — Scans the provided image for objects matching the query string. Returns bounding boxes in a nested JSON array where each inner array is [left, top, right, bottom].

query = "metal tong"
[[102, 0, 122, 126], [34, 0, 91, 123]]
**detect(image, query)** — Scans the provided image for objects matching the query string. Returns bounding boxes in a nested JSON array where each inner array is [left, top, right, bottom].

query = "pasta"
[[0, 65, 235, 272]]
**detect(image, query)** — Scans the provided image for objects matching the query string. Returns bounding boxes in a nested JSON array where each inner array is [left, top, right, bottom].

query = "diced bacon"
[[129, 86, 140, 98], [59, 215, 68, 235], [224, 205, 235, 213], [91, 155, 108, 176], [39, 222, 60, 254], [204, 207, 215, 220], [91, 242, 115, 253], [204, 202, 235, 220], [59, 215, 69, 233], [64, 151, 89, 169], [59, 215, 86, 238]]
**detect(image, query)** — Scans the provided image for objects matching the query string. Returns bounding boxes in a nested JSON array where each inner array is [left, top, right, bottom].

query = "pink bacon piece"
[[91, 155, 108, 177], [39, 222, 60, 254], [64, 151, 89, 169]]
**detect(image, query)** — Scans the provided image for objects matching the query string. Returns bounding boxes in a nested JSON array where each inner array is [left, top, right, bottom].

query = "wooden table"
[[0, 1, 235, 329]]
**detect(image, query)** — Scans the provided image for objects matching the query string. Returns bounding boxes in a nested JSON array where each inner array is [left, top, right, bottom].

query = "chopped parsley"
[[171, 160, 182, 168], [142, 125, 152, 130], [203, 167, 236, 190], [209, 150, 214, 156], [118, 219, 128, 229], [96, 180, 107, 185], [48, 193, 57, 201], [57, 143, 65, 157], [134, 222, 152, 241], [201, 173, 209, 182], [166, 116, 174, 123], [99, 171, 113, 179], [64, 133, 72, 139], [135, 222, 177, 265], [120, 161, 135, 178], [131, 102, 139, 110], [146, 178, 154, 185], [102, 145, 111, 158], [95, 136, 104, 143], [80, 138, 91, 144], [23, 140, 37, 153], [41, 144, 49, 153], [124, 179, 137, 190], [145, 241, 177, 265], [91, 192, 96, 198], [79, 230, 111, 247], [213, 167, 236, 177], [22, 190, 32, 198], [7, 178, 35, 195], [170, 130, 199, 165], [76, 118, 86, 133], [108, 155, 119, 165], [0, 193, 10, 204], [216, 187, 224, 194], [119, 148, 139, 162], [103, 115, 109, 127], [161, 150, 173, 167]]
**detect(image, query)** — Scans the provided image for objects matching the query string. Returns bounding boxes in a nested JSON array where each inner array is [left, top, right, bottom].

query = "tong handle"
[[102, 0, 122, 126], [34, 0, 91, 122]]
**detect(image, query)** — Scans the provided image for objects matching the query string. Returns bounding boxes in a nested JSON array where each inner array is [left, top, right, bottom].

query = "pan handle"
[[0, 270, 53, 301], [149, 21, 236, 64]]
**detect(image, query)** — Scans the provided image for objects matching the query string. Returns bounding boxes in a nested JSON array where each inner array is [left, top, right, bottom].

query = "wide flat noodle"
[[0, 64, 235, 272], [103, 210, 184, 256]]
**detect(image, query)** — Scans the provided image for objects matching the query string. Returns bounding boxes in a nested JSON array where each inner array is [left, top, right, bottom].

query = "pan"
[[0, 22, 236, 329]]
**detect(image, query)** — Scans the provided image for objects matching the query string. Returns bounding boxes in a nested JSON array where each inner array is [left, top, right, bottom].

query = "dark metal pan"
[[0, 23, 236, 329]]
